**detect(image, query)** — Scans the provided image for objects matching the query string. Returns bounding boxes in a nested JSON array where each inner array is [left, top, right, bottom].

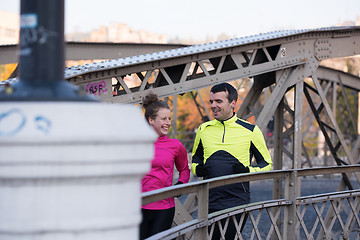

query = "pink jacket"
[[142, 135, 190, 210]]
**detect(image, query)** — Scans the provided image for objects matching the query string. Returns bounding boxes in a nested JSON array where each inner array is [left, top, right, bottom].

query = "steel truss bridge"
[[2, 26, 360, 239], [61, 26, 360, 184]]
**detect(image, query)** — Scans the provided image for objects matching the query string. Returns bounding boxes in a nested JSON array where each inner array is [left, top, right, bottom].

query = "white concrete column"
[[0, 102, 156, 240]]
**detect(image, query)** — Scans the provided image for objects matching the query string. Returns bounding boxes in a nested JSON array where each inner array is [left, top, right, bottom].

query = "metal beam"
[[0, 42, 187, 65]]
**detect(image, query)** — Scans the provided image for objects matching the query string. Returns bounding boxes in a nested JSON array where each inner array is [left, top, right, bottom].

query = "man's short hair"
[[210, 82, 238, 103]]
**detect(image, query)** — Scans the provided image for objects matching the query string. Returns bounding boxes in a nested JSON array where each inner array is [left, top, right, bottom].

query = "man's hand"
[[232, 161, 249, 174], [196, 164, 208, 177]]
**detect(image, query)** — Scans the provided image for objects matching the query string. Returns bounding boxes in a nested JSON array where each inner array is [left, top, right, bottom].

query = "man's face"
[[210, 91, 236, 121]]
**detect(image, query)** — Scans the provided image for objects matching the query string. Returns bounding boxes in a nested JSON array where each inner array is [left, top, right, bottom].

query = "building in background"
[[0, 10, 19, 44], [66, 22, 167, 44]]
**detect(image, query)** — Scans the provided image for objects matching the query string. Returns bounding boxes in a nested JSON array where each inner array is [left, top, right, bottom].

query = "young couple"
[[140, 82, 272, 240]]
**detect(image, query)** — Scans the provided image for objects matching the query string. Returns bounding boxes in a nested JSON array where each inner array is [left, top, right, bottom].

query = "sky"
[[1, 0, 360, 42]]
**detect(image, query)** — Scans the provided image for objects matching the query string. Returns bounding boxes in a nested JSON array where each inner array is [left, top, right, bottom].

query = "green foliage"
[[335, 87, 358, 138]]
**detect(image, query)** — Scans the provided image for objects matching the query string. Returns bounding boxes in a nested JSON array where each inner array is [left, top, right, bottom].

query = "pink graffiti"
[[86, 81, 108, 96]]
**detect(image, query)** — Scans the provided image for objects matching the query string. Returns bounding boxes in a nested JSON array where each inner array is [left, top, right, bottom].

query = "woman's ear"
[[148, 117, 154, 126]]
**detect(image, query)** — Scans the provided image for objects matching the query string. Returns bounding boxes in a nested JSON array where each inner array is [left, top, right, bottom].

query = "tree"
[[0, 64, 17, 81]]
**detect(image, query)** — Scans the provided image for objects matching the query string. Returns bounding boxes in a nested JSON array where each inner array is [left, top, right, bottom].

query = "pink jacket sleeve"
[[175, 141, 190, 184]]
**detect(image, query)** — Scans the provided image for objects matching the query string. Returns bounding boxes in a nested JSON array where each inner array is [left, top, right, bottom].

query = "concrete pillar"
[[0, 102, 156, 239]]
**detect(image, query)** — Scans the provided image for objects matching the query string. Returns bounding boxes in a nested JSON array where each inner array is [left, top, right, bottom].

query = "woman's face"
[[149, 108, 171, 136]]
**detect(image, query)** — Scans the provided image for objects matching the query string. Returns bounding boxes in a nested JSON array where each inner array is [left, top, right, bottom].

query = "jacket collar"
[[157, 135, 168, 141], [217, 112, 237, 124]]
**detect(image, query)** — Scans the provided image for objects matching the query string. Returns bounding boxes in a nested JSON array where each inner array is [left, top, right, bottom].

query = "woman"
[[140, 93, 190, 239]]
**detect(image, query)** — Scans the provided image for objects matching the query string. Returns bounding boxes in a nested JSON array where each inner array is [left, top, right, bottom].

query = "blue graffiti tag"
[[34, 115, 51, 134], [0, 109, 26, 137]]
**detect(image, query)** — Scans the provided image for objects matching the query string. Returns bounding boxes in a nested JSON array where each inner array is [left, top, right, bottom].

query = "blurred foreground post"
[[0, 0, 155, 239]]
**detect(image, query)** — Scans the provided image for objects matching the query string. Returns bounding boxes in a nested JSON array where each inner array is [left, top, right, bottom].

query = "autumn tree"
[[0, 63, 17, 81]]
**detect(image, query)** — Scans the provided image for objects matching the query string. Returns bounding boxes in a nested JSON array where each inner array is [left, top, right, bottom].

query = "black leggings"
[[140, 207, 175, 240]]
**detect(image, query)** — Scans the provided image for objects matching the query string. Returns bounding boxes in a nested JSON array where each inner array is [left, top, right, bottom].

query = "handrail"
[[141, 165, 360, 239], [142, 164, 360, 240], [142, 165, 360, 205], [146, 199, 292, 240], [297, 189, 360, 204]]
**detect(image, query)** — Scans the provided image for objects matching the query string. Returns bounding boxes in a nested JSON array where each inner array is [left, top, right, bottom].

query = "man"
[[191, 82, 272, 239]]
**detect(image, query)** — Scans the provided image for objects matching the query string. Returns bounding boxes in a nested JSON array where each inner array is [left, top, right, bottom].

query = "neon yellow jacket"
[[191, 114, 272, 210], [191, 114, 272, 176]]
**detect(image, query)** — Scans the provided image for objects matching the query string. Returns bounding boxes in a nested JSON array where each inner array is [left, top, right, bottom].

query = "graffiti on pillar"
[[0, 108, 52, 136], [0, 108, 26, 136], [34, 115, 51, 134], [86, 80, 108, 96]]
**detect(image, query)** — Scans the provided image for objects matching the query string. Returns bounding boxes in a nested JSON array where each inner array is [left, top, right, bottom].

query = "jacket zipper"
[[221, 121, 225, 143]]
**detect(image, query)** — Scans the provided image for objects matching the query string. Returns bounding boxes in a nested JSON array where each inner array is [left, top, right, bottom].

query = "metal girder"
[[64, 42, 187, 61], [0, 42, 187, 65], [303, 80, 355, 189], [307, 75, 360, 167], [310, 70, 360, 168], [316, 66, 360, 91], [60, 27, 360, 105]]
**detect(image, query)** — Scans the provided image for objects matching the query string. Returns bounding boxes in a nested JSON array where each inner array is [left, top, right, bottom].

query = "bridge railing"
[[142, 165, 360, 240]]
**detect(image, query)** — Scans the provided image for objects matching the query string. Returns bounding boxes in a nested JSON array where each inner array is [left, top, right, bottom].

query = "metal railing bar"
[[310, 202, 327, 236], [249, 209, 263, 239], [141, 166, 360, 239], [297, 165, 360, 177], [232, 215, 245, 240], [344, 197, 360, 232], [296, 190, 360, 204], [146, 218, 205, 240], [217, 217, 229, 239], [150, 197, 358, 240], [142, 170, 290, 205], [296, 204, 310, 238], [326, 200, 340, 238], [143, 166, 360, 206], [208, 170, 288, 189], [142, 182, 200, 205], [208, 200, 291, 224], [329, 199, 346, 231], [266, 207, 283, 240]]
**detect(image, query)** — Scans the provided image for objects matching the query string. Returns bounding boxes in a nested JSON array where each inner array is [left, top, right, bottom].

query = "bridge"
[[1, 26, 360, 239], [63, 26, 360, 185]]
